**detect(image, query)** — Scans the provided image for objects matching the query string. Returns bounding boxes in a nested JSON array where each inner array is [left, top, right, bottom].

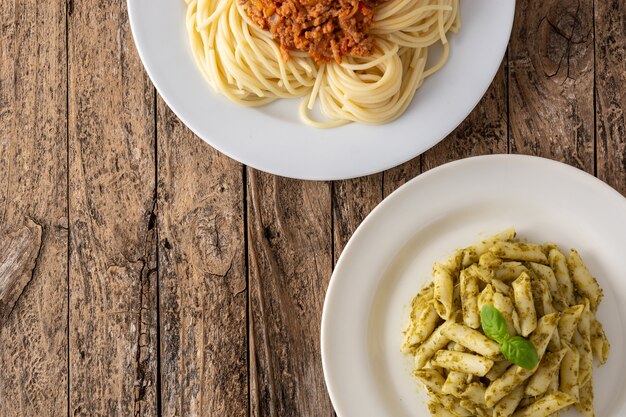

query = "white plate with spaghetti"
[[321, 155, 626, 416], [128, 0, 514, 180]]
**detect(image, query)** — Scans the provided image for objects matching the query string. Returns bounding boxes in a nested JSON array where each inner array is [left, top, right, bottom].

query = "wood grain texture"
[[595, 0, 626, 196], [247, 172, 333, 417], [0, 220, 43, 324], [68, 0, 158, 415], [332, 175, 381, 261], [2, 1, 626, 416], [383, 158, 421, 197], [0, 0, 68, 414], [157, 100, 248, 417], [508, 0, 595, 171]]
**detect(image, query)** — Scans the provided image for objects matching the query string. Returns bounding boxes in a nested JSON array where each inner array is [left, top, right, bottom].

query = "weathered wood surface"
[[0, 220, 43, 324], [1, 1, 625, 416], [333, 174, 381, 262], [0, 0, 68, 415], [595, 0, 626, 195], [247, 173, 333, 417], [157, 100, 248, 417], [509, 0, 595, 171], [68, 0, 158, 415]]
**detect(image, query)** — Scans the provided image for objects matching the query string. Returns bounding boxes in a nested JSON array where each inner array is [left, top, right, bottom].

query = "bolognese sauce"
[[243, 0, 383, 63]]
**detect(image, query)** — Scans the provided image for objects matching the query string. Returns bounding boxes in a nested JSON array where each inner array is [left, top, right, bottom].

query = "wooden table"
[[1, 1, 624, 416]]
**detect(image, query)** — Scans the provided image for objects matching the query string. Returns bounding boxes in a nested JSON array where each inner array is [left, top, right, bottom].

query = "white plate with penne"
[[321, 155, 626, 417]]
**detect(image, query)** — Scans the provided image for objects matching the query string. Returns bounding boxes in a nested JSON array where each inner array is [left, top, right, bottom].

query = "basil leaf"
[[501, 336, 539, 369], [480, 305, 510, 344]]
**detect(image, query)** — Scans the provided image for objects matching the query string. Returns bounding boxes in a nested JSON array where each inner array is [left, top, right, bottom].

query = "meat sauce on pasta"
[[244, 0, 383, 63]]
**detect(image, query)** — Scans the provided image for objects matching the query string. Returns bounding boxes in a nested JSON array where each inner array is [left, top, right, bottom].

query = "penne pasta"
[[401, 301, 440, 354], [465, 263, 494, 284], [547, 366, 559, 394], [403, 231, 608, 417], [493, 384, 525, 417], [525, 348, 567, 397], [548, 248, 575, 306], [572, 330, 592, 387], [490, 241, 548, 264], [590, 318, 609, 364], [491, 278, 513, 297], [484, 313, 559, 407], [511, 308, 522, 335], [512, 272, 537, 337], [470, 228, 517, 257], [512, 392, 575, 417], [441, 322, 502, 359], [441, 371, 469, 397], [542, 242, 559, 252], [574, 378, 594, 417], [560, 341, 580, 401], [441, 249, 464, 278], [531, 313, 561, 357], [494, 262, 529, 282], [461, 382, 486, 406], [433, 262, 455, 320], [567, 249, 603, 311], [414, 322, 452, 369], [459, 402, 494, 417], [478, 284, 495, 313], [409, 283, 434, 315], [460, 270, 480, 329], [493, 292, 518, 336], [547, 325, 561, 352], [452, 283, 462, 313], [484, 364, 532, 408], [431, 350, 494, 377], [414, 369, 446, 394], [428, 401, 457, 417], [558, 305, 584, 344], [528, 262, 561, 308], [479, 251, 502, 269], [518, 396, 533, 408], [462, 248, 479, 269], [485, 360, 511, 382], [575, 300, 592, 386], [531, 276, 555, 317], [433, 393, 473, 417]]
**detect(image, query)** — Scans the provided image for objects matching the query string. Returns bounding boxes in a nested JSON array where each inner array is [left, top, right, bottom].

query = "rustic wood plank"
[[332, 175, 381, 261], [595, 0, 626, 196], [247, 172, 333, 417], [157, 101, 248, 417], [383, 158, 421, 197], [68, 0, 158, 415], [0, 0, 68, 414], [509, 0, 595, 170], [0, 220, 43, 324]]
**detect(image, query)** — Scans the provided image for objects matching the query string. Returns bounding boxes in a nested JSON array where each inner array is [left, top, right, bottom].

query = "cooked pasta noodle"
[[402, 229, 610, 417], [185, 0, 460, 127]]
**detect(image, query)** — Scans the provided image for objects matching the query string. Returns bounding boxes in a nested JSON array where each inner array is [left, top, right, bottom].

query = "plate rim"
[[321, 154, 626, 416], [126, 0, 516, 180]]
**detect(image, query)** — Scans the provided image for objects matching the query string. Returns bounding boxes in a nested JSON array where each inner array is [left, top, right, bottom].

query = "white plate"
[[127, 0, 514, 180], [322, 155, 626, 416]]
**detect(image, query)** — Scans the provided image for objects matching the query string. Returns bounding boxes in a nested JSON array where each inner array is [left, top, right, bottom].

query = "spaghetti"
[[185, 0, 460, 127]]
